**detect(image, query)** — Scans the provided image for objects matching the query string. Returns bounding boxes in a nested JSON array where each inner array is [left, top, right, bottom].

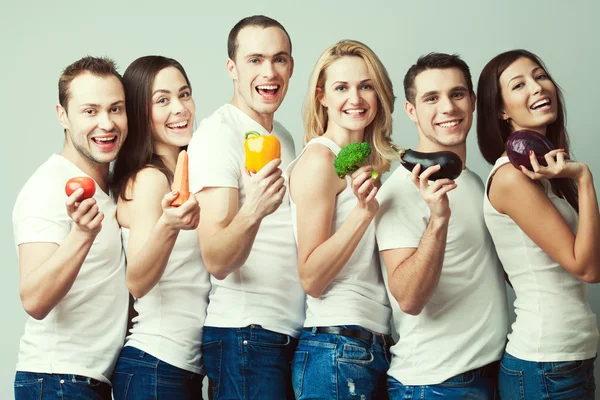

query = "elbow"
[[205, 261, 230, 281], [579, 270, 600, 284], [126, 276, 148, 299], [20, 294, 50, 320], [399, 301, 424, 316], [300, 277, 324, 299]]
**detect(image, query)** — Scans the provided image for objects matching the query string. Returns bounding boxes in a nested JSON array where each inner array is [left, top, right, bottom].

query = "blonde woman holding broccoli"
[[286, 40, 396, 399]]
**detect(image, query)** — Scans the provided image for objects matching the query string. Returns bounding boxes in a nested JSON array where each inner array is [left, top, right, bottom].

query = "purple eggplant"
[[506, 130, 555, 171], [397, 148, 463, 180]]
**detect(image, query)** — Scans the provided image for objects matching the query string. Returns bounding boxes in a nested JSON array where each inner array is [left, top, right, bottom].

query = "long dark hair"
[[112, 56, 192, 202], [476, 49, 578, 211]]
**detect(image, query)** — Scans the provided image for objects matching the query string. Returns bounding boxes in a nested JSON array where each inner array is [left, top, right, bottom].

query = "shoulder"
[[490, 162, 534, 193], [291, 144, 339, 194], [126, 167, 170, 199]]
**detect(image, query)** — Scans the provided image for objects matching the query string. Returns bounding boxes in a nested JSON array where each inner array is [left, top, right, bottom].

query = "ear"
[[404, 100, 418, 123], [316, 87, 326, 108], [56, 104, 70, 131], [289, 56, 295, 79], [470, 92, 476, 112], [226, 58, 238, 80], [500, 109, 510, 121]]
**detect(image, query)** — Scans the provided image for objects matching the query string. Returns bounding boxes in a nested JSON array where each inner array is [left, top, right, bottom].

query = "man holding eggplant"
[[375, 52, 509, 399], [186, 15, 304, 400]]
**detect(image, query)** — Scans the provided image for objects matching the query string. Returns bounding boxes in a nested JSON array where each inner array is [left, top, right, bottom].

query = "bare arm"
[[19, 189, 103, 320], [380, 164, 457, 315], [195, 159, 286, 280], [491, 150, 600, 283], [292, 146, 378, 298], [122, 168, 200, 299]]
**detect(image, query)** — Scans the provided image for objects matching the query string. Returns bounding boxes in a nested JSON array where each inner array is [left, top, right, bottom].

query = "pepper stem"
[[245, 131, 262, 140]]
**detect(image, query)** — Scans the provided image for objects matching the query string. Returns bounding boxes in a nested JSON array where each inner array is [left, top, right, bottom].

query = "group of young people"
[[12, 13, 600, 400]]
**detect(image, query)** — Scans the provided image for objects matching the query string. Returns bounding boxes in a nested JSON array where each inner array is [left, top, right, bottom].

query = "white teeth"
[[257, 85, 278, 90], [531, 99, 550, 109], [93, 136, 115, 142], [167, 121, 188, 129], [438, 120, 460, 128], [345, 109, 365, 115]]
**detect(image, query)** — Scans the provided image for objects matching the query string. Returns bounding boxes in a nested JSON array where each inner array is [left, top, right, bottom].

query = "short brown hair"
[[403, 52, 473, 105], [227, 15, 292, 61], [58, 56, 122, 110]]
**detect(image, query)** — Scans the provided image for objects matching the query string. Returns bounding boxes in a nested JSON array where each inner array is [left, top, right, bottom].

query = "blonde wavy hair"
[[303, 40, 397, 175]]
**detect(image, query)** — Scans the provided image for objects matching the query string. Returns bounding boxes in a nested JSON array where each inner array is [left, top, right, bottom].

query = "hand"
[[521, 149, 587, 181], [411, 164, 457, 220], [240, 158, 286, 220], [351, 165, 379, 218], [160, 191, 201, 231], [65, 188, 104, 237]]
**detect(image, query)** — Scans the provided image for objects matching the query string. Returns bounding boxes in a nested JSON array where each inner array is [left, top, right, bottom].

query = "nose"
[[349, 87, 361, 105], [98, 112, 116, 131], [529, 78, 542, 95], [261, 61, 276, 79], [439, 95, 457, 114], [170, 97, 187, 115]]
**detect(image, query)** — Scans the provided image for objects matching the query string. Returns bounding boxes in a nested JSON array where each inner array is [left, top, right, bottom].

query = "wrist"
[[429, 213, 450, 229], [576, 165, 592, 185], [156, 215, 181, 237], [237, 204, 262, 227]]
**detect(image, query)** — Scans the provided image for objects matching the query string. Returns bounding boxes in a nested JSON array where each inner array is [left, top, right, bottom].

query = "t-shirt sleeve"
[[13, 177, 71, 247], [187, 120, 243, 193], [375, 172, 428, 251]]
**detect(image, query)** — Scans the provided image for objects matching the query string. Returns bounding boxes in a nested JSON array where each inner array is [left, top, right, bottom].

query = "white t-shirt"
[[375, 165, 509, 385], [122, 226, 210, 374], [484, 157, 598, 362], [287, 137, 391, 334], [12, 154, 128, 385], [187, 103, 305, 338]]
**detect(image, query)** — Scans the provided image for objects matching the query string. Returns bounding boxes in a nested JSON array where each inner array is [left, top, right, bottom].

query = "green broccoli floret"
[[334, 142, 379, 180]]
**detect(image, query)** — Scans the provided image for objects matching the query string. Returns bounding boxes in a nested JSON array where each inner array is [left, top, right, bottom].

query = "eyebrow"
[[420, 86, 468, 100], [152, 85, 190, 96], [507, 67, 544, 87], [245, 51, 291, 59], [330, 78, 373, 87], [80, 100, 124, 108]]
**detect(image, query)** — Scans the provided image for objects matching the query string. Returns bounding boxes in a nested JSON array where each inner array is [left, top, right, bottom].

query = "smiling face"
[[57, 72, 127, 165], [227, 25, 293, 125], [319, 56, 378, 136], [405, 67, 475, 150], [150, 66, 195, 154], [499, 57, 558, 135]]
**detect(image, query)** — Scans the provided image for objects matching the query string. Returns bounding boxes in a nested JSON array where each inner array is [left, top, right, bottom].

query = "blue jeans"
[[498, 351, 596, 399], [387, 361, 500, 399], [112, 346, 204, 399], [292, 326, 392, 399], [14, 371, 111, 399], [202, 325, 298, 399]]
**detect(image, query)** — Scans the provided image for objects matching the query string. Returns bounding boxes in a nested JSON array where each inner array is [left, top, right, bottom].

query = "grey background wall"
[[2, 0, 599, 397]]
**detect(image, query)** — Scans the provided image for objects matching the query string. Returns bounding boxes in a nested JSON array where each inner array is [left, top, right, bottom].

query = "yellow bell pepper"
[[244, 131, 281, 173]]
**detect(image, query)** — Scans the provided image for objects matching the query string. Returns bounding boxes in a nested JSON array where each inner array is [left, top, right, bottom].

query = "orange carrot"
[[171, 150, 190, 206]]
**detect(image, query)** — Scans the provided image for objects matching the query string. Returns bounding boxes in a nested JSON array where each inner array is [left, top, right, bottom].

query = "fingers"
[[529, 150, 542, 172], [65, 188, 85, 212], [410, 164, 422, 186], [350, 165, 373, 180], [255, 158, 282, 179], [162, 190, 179, 209], [419, 164, 442, 185]]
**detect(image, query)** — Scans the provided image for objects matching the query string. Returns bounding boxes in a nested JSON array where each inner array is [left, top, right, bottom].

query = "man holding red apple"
[[12, 56, 129, 399]]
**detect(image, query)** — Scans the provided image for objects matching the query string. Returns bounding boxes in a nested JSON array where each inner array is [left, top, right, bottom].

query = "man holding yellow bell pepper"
[[186, 15, 305, 400]]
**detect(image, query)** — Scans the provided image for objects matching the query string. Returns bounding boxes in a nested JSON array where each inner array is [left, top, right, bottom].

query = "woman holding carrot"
[[477, 49, 599, 399], [111, 56, 210, 398], [287, 40, 396, 399]]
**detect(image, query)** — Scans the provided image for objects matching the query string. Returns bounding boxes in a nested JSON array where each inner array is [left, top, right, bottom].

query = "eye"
[[275, 57, 287, 63], [361, 83, 374, 90], [535, 73, 548, 80], [157, 97, 168, 104], [249, 58, 260, 64], [512, 82, 524, 90], [452, 92, 465, 99], [180, 91, 191, 99], [84, 109, 96, 115], [110, 106, 121, 113], [425, 96, 437, 102], [335, 85, 347, 92]]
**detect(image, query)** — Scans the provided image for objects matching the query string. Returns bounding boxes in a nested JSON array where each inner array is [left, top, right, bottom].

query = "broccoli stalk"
[[333, 142, 379, 180]]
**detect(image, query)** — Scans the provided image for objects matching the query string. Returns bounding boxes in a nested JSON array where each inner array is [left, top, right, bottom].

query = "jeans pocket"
[[71, 375, 102, 387], [292, 351, 308, 399], [112, 372, 133, 400], [498, 361, 525, 400], [247, 329, 292, 348], [202, 340, 222, 399], [338, 343, 374, 365], [544, 360, 590, 398], [437, 371, 475, 388], [14, 377, 43, 400], [157, 361, 195, 387]]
